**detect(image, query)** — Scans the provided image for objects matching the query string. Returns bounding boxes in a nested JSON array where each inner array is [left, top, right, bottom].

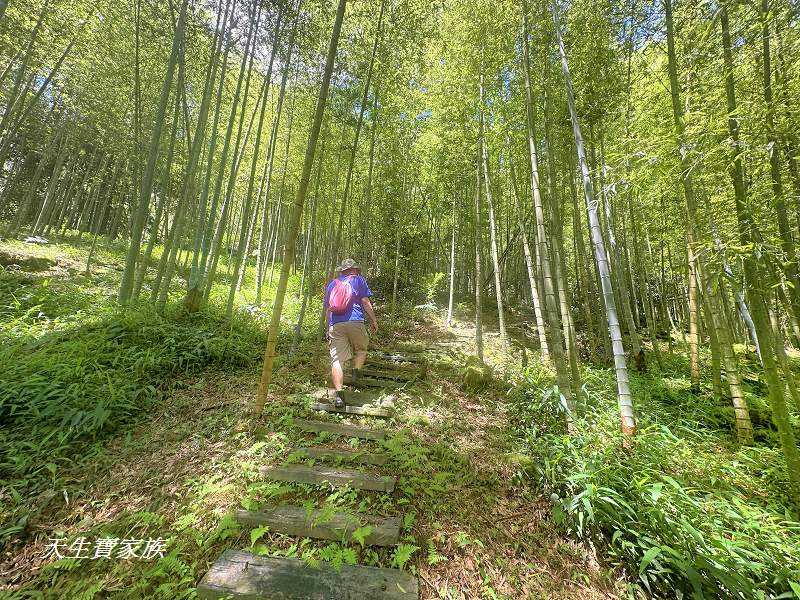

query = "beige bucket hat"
[[337, 258, 361, 273]]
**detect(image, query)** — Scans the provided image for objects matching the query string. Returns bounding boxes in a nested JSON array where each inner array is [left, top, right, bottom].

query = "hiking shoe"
[[333, 391, 345, 410]]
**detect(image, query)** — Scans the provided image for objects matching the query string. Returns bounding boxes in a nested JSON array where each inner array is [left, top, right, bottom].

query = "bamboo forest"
[[2, 0, 800, 596]]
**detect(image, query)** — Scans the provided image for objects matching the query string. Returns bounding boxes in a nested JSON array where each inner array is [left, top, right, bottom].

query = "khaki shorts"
[[329, 320, 369, 367]]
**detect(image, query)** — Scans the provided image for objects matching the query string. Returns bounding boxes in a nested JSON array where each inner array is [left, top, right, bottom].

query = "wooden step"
[[336, 389, 395, 406], [295, 447, 389, 466], [311, 402, 393, 417], [437, 340, 468, 347], [343, 375, 402, 390], [366, 357, 422, 370], [366, 360, 427, 379], [294, 418, 386, 441], [316, 388, 397, 408], [235, 506, 400, 546], [198, 550, 418, 599], [365, 364, 424, 379], [373, 351, 427, 364], [310, 388, 395, 407], [358, 368, 417, 382], [383, 343, 427, 352], [264, 464, 396, 492]]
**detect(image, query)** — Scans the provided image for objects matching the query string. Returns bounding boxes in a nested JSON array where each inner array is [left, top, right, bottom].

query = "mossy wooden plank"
[[327, 389, 397, 407], [338, 389, 394, 406], [311, 388, 394, 406], [294, 419, 386, 441], [343, 375, 402, 390], [364, 356, 425, 373], [264, 464, 396, 492], [386, 343, 428, 352], [365, 362, 424, 377], [373, 351, 427, 364], [295, 447, 389, 466], [197, 550, 418, 599], [366, 355, 421, 367], [375, 362, 427, 379], [235, 506, 400, 546], [359, 368, 417, 382], [311, 402, 393, 418]]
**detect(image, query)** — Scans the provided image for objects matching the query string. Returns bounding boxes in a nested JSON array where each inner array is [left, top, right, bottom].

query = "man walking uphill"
[[324, 258, 378, 409]]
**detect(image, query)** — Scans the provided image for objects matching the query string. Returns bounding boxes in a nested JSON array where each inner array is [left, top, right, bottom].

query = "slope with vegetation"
[[2, 0, 800, 596]]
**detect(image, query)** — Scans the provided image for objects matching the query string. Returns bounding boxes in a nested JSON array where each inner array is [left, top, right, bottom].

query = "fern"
[[312, 504, 337, 526], [391, 543, 419, 569], [172, 512, 198, 532], [318, 544, 345, 571], [351, 524, 374, 548], [249, 525, 270, 547], [341, 547, 358, 566], [427, 541, 447, 565]]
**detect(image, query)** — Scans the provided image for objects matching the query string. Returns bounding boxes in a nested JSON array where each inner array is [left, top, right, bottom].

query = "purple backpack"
[[329, 276, 355, 314]]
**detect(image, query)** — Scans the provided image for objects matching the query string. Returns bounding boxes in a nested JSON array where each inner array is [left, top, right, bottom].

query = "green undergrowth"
[[0, 238, 292, 549], [233, 409, 456, 573], [0, 303, 267, 544], [11, 362, 483, 598], [3, 283, 616, 598], [507, 352, 800, 598]]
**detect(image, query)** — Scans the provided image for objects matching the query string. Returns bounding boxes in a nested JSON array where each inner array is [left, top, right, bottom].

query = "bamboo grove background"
[[2, 0, 800, 593]]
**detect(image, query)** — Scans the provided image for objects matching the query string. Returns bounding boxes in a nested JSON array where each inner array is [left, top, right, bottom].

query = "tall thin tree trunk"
[[326, 0, 387, 284], [720, 4, 800, 502], [552, 1, 634, 434], [391, 178, 405, 320], [226, 5, 294, 316], [188, 0, 261, 311], [523, 3, 571, 411], [256, 33, 299, 304], [760, 0, 800, 343], [479, 72, 507, 346], [543, 88, 581, 398], [664, 0, 701, 389], [32, 134, 70, 234], [446, 193, 457, 327], [291, 189, 320, 355], [474, 159, 484, 363], [509, 151, 549, 356], [255, 0, 347, 411], [132, 89, 181, 301], [118, 0, 186, 304]]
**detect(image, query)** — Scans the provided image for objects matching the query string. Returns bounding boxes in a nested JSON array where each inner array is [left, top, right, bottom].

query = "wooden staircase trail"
[[198, 350, 426, 599]]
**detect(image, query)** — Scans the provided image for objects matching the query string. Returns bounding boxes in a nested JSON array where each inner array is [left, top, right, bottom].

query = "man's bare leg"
[[353, 351, 367, 370], [331, 359, 345, 408], [331, 360, 344, 390]]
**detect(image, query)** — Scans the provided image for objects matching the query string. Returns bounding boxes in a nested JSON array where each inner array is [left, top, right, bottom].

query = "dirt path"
[[2, 310, 621, 599]]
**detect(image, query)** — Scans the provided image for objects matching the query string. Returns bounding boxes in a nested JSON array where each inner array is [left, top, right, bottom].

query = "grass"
[[1, 237, 619, 599], [504, 338, 800, 598], [6, 235, 797, 598], [0, 234, 281, 546]]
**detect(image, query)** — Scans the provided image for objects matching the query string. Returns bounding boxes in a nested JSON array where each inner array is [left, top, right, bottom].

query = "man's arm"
[[323, 286, 332, 338], [361, 297, 377, 333]]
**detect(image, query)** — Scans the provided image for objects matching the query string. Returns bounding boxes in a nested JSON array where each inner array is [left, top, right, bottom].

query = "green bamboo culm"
[[118, 0, 187, 305], [719, 2, 800, 505], [255, 0, 348, 411]]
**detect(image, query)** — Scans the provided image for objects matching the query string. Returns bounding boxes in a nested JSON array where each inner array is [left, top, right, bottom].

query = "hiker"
[[324, 258, 378, 409]]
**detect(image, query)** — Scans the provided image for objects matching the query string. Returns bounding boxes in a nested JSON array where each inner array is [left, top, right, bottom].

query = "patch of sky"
[[499, 66, 513, 102], [617, 1, 665, 48]]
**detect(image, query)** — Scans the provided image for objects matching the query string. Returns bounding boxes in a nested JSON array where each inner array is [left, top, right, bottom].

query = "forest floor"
[[0, 237, 624, 599]]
